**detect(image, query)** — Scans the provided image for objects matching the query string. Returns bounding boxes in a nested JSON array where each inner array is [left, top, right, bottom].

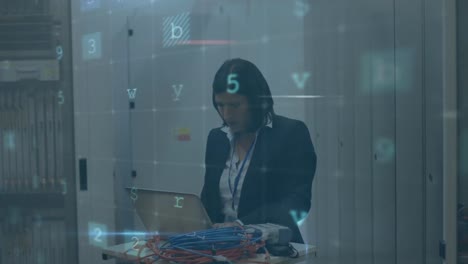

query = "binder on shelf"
[[21, 90, 31, 193], [14, 90, 23, 192], [45, 88, 55, 192], [36, 91, 46, 192], [29, 94, 39, 192], [56, 92, 64, 194], [50, 88, 59, 193], [3, 94, 13, 192], [1, 94, 7, 191], [0, 98, 4, 192], [19, 90, 27, 193], [24, 91, 33, 192], [5, 92, 16, 192]]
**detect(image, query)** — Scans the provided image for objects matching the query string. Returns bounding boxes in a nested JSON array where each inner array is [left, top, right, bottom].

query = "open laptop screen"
[[125, 188, 213, 234]]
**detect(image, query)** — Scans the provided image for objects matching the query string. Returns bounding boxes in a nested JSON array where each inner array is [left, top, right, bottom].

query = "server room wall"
[[70, 1, 444, 264], [303, 1, 444, 264]]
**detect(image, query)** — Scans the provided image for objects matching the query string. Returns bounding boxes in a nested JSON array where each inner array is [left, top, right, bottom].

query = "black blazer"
[[201, 114, 317, 243]]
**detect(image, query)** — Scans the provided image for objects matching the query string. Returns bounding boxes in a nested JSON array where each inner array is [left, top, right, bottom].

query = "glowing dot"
[[3, 131, 15, 150], [334, 170, 343, 178], [331, 239, 340, 248], [337, 24, 346, 33], [375, 137, 395, 163]]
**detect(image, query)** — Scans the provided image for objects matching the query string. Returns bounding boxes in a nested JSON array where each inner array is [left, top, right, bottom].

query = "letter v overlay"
[[289, 210, 308, 226]]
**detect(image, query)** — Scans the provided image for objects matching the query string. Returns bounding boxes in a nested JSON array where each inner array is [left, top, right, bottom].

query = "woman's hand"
[[213, 221, 242, 228]]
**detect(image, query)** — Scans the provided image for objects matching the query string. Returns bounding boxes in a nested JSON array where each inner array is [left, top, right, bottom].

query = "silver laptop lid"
[[125, 187, 213, 234]]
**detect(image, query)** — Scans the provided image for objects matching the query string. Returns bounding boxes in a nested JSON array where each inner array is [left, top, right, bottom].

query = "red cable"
[[121, 234, 270, 264]]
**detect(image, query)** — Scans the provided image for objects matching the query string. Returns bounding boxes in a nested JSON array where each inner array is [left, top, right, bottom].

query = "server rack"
[[0, 0, 78, 263]]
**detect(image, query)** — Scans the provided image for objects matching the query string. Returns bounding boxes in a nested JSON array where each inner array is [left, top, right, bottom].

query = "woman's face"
[[214, 92, 252, 134]]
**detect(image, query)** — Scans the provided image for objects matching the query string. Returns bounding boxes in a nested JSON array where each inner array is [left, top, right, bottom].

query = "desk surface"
[[102, 241, 317, 264]]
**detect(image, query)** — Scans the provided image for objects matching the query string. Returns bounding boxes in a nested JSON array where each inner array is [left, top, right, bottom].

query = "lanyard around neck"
[[228, 134, 258, 210]]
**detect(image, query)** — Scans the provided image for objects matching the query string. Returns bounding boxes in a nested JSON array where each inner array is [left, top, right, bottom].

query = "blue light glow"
[[289, 210, 308, 226], [88, 222, 108, 248], [3, 131, 15, 151], [81, 0, 100, 11]]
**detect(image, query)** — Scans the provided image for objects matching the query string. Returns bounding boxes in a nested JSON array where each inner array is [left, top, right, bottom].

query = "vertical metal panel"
[[337, 2, 357, 263], [354, 66, 374, 264], [369, 2, 397, 264], [424, 0, 444, 262], [307, 3, 342, 258], [394, 0, 425, 263], [457, 0, 468, 209], [73, 57, 92, 264], [304, 2, 342, 260], [457, 0, 468, 262], [325, 35, 341, 264], [303, 33, 319, 250], [349, 2, 378, 264], [72, 2, 117, 263], [304, 1, 322, 257], [442, 0, 459, 262]]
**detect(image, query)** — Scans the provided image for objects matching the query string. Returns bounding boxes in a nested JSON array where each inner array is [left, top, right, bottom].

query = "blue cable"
[[157, 226, 263, 254]]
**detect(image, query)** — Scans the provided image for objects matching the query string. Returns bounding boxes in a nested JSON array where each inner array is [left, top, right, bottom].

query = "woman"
[[200, 58, 317, 243]]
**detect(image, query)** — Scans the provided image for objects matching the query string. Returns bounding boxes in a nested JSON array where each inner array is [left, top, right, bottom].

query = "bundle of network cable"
[[133, 226, 269, 264]]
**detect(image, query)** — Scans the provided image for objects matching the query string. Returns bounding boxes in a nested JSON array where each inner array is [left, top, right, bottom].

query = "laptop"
[[125, 187, 213, 235]]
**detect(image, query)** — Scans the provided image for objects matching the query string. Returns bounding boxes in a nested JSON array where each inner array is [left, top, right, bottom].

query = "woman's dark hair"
[[212, 58, 275, 131]]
